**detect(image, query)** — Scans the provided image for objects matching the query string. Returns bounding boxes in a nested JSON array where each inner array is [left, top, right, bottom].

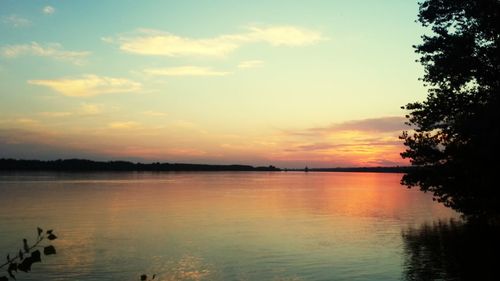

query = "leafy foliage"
[[1, 227, 58, 280], [401, 0, 500, 220], [140, 273, 156, 280]]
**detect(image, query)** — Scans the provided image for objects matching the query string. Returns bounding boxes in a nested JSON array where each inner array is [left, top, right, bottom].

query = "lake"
[[0, 172, 460, 280]]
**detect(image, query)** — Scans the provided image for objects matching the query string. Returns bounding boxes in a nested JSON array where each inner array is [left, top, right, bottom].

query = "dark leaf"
[[47, 233, 57, 241], [153, 274, 156, 279], [46, 229, 53, 235], [17, 257, 33, 272], [6, 254, 10, 262], [140, 274, 147, 281], [30, 250, 41, 263], [18, 250, 23, 260], [37, 227, 43, 237], [0, 276, 9, 281], [22, 239, 29, 253], [7, 262, 17, 280], [7, 262, 17, 272], [43, 245, 56, 255]]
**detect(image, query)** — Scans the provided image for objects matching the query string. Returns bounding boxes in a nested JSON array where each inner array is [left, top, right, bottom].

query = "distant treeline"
[[0, 158, 415, 173], [0, 159, 281, 172], [302, 166, 414, 173]]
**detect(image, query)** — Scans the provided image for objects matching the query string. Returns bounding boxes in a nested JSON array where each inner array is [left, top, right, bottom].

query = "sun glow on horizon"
[[0, 1, 423, 167]]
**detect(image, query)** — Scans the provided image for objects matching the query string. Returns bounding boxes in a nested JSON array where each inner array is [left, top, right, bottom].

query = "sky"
[[0, 0, 427, 168]]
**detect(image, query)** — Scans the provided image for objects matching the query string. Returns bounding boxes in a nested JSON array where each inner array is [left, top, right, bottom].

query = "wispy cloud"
[[2, 15, 31, 27], [329, 116, 407, 132], [289, 116, 407, 137], [1, 42, 90, 65], [108, 121, 140, 129], [0, 128, 103, 160], [114, 29, 238, 57], [15, 118, 40, 126], [242, 26, 325, 46], [276, 116, 408, 167], [42, 6, 55, 15], [107, 25, 325, 57], [80, 103, 103, 115], [39, 111, 72, 117], [238, 60, 264, 69], [286, 138, 403, 152], [28, 74, 142, 97], [144, 66, 229, 76]]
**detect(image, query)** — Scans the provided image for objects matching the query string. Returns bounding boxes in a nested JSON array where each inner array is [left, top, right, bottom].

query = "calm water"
[[0, 172, 459, 281]]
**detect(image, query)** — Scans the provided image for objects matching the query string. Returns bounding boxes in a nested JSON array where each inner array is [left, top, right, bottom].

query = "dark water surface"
[[0, 172, 461, 280]]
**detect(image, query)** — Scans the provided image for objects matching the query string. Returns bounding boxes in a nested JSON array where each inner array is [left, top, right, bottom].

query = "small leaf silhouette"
[[17, 257, 33, 272], [37, 227, 43, 237], [7, 262, 17, 279], [153, 274, 156, 279], [43, 246, 56, 255], [0, 276, 9, 281], [30, 250, 41, 263], [22, 239, 29, 253], [6, 254, 10, 262], [140, 274, 147, 281], [7, 263, 17, 271], [18, 250, 23, 260], [46, 230, 53, 235], [47, 233, 57, 240]]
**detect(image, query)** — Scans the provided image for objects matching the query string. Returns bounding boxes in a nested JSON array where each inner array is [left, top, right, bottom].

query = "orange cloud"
[[0, 115, 410, 168], [274, 116, 409, 167]]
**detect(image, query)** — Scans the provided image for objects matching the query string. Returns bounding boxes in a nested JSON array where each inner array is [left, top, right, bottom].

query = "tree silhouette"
[[401, 0, 500, 220]]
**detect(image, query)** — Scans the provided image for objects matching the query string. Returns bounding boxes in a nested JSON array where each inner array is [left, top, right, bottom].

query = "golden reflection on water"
[[0, 172, 458, 280], [147, 255, 213, 281], [102, 172, 455, 228]]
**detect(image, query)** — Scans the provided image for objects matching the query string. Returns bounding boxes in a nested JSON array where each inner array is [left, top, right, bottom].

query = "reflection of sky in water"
[[0, 172, 458, 280], [146, 255, 213, 281]]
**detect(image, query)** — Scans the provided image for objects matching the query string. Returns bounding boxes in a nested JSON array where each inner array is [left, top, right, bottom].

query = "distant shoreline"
[[0, 158, 280, 172], [299, 167, 413, 173], [0, 158, 412, 173]]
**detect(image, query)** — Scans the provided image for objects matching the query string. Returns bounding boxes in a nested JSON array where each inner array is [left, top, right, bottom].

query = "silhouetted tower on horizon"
[[304, 166, 309, 172]]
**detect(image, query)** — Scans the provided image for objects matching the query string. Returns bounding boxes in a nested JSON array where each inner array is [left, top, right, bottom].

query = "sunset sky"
[[0, 1, 425, 168]]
